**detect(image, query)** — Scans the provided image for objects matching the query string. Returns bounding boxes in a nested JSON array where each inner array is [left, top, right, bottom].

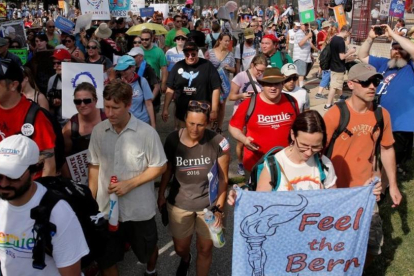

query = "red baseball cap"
[[52, 49, 71, 61], [263, 34, 279, 43]]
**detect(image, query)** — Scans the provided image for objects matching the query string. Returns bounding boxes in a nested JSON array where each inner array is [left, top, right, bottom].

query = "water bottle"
[[108, 176, 119, 232], [203, 208, 225, 248]]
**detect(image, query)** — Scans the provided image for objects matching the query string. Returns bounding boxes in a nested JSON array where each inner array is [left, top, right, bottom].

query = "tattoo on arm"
[[40, 151, 55, 159]]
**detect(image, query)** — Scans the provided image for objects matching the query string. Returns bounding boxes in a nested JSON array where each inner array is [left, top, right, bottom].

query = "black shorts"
[[96, 216, 158, 270]]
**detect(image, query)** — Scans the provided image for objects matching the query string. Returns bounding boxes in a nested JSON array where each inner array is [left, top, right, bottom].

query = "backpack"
[[209, 33, 217, 47], [319, 43, 331, 71], [324, 101, 384, 170], [344, 0, 353, 12], [23, 102, 66, 171], [245, 146, 327, 191], [30, 177, 107, 270]]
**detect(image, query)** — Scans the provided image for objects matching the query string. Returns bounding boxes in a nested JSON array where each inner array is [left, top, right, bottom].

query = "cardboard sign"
[[62, 63, 104, 119], [380, 0, 392, 16], [66, 150, 89, 184], [130, 0, 145, 13], [139, 7, 154, 17], [208, 161, 219, 205], [79, 0, 111, 20], [9, 49, 28, 65], [334, 5, 347, 31], [55, 16, 75, 34], [298, 0, 315, 24], [109, 0, 131, 17], [149, 3, 169, 18]]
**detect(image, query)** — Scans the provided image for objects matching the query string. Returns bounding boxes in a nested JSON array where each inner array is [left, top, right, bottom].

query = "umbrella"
[[126, 23, 168, 36]]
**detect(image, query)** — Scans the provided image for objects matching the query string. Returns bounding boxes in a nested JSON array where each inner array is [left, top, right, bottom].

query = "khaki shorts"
[[167, 203, 211, 240], [367, 212, 384, 255], [330, 71, 345, 90]]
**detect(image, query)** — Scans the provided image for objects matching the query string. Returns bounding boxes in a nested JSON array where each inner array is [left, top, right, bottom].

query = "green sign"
[[299, 10, 315, 24], [9, 48, 28, 65]]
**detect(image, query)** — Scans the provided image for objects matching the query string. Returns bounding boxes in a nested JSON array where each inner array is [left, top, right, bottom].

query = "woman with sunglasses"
[[85, 39, 113, 72], [21, 66, 49, 111], [63, 34, 85, 62], [207, 33, 235, 133], [158, 100, 230, 276], [132, 36, 141, 48]]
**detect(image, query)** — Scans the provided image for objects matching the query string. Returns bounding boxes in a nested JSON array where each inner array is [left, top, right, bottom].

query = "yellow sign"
[[334, 5, 347, 31], [0, 3, 6, 19], [59, 1, 65, 9]]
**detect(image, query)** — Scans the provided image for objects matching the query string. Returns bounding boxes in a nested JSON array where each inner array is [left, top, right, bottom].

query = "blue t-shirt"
[[369, 56, 414, 132], [182, 7, 195, 20], [130, 77, 153, 123]]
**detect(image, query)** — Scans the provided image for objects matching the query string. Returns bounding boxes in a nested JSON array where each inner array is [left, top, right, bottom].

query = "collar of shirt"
[[104, 113, 139, 134]]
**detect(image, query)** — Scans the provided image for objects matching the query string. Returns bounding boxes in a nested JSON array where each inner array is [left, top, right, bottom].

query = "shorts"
[[167, 203, 211, 240], [330, 71, 345, 90], [293, 59, 308, 76], [367, 212, 383, 255], [288, 43, 294, 56], [319, 70, 331, 88], [96, 217, 158, 269]]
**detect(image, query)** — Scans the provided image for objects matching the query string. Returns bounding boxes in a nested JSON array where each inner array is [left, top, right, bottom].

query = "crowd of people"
[[0, 1, 413, 276]]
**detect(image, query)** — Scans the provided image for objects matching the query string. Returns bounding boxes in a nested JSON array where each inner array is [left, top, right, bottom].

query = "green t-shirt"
[[165, 28, 190, 48], [269, 51, 293, 69], [142, 46, 168, 78]]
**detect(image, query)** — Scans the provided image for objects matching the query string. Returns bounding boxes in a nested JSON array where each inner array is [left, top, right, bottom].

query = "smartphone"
[[250, 142, 260, 149], [374, 26, 383, 36]]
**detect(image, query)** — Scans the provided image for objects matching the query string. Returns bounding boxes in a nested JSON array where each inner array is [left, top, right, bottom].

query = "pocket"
[[127, 152, 146, 173]]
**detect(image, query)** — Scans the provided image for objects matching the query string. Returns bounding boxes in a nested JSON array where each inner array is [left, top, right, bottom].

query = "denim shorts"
[[319, 70, 331, 88]]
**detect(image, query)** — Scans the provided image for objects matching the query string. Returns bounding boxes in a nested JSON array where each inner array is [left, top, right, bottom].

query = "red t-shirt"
[[0, 95, 55, 152], [230, 94, 298, 171], [317, 30, 328, 50]]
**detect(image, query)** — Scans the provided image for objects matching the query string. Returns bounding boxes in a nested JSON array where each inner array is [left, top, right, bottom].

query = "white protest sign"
[[130, 0, 145, 13], [62, 63, 104, 119], [79, 0, 111, 20], [74, 13, 93, 34], [149, 3, 169, 18], [66, 150, 89, 185]]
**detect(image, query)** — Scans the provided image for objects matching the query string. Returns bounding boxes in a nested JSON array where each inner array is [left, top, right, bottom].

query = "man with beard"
[[0, 135, 88, 275], [235, 28, 257, 73], [260, 34, 293, 69], [359, 24, 414, 177]]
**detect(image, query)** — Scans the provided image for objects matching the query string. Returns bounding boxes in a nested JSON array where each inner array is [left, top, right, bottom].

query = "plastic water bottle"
[[203, 208, 225, 248], [108, 176, 119, 232]]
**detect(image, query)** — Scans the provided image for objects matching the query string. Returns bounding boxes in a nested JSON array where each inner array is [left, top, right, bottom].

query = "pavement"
[[117, 40, 393, 276]]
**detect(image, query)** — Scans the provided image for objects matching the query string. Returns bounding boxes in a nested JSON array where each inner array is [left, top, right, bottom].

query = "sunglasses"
[[188, 100, 210, 111], [175, 36, 187, 41], [47, 25, 55, 28], [63, 40, 72, 43], [73, 98, 93, 105], [285, 75, 299, 82], [184, 52, 197, 58], [86, 45, 97, 49], [141, 38, 151, 41], [352, 77, 382, 88], [133, 40, 141, 44]]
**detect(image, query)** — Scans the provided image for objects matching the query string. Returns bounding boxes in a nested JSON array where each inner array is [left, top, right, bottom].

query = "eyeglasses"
[[141, 38, 151, 41], [86, 45, 97, 49], [352, 77, 382, 88], [184, 52, 197, 58], [188, 100, 210, 111], [73, 98, 93, 105], [63, 40, 72, 44], [133, 40, 141, 44], [254, 66, 265, 74], [285, 75, 299, 82], [295, 138, 324, 153], [53, 61, 62, 65]]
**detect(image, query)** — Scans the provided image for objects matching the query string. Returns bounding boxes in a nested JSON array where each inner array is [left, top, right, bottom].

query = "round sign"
[[21, 123, 35, 136], [178, 68, 184, 74]]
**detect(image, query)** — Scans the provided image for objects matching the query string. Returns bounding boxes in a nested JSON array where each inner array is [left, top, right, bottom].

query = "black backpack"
[[209, 33, 217, 48], [23, 102, 66, 171], [325, 101, 384, 170], [344, 0, 353, 12], [319, 43, 331, 71], [31, 177, 107, 270]]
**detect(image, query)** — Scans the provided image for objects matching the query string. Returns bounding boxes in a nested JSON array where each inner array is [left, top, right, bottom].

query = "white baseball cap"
[[127, 47, 144, 57], [281, 63, 298, 77], [0, 135, 39, 179], [294, 22, 301, 27]]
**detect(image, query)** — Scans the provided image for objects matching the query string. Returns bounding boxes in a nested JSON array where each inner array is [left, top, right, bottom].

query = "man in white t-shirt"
[[281, 63, 309, 112], [0, 135, 89, 276], [286, 22, 300, 57], [371, 7, 379, 26], [235, 28, 257, 73]]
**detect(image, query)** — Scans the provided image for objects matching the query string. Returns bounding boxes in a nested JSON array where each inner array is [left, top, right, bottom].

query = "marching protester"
[[0, 37, 22, 66], [85, 39, 113, 72], [64, 34, 85, 62], [234, 28, 257, 73], [166, 30, 203, 72], [21, 66, 49, 111], [261, 34, 293, 68], [281, 63, 309, 112], [165, 14, 190, 50]]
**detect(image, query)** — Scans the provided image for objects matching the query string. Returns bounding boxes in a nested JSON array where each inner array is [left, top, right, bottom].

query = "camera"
[[374, 26, 384, 36]]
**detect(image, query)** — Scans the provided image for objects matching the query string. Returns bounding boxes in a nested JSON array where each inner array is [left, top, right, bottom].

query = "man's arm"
[[161, 66, 168, 92], [58, 261, 82, 276], [40, 149, 56, 176], [88, 164, 99, 199], [235, 59, 241, 74], [383, 24, 414, 57], [162, 87, 174, 122], [380, 145, 402, 207], [210, 88, 220, 122], [157, 162, 173, 210], [358, 27, 377, 64]]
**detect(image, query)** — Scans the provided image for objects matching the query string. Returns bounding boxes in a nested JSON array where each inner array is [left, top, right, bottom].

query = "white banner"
[[149, 3, 169, 18], [380, 0, 391, 16], [66, 150, 89, 184], [79, 0, 111, 20], [130, 0, 145, 13], [74, 13, 93, 34], [62, 63, 104, 119]]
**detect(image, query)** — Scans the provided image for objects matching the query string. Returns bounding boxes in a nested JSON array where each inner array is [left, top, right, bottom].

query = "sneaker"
[[176, 253, 192, 276], [315, 93, 327, 99], [237, 163, 245, 176], [323, 104, 333, 111]]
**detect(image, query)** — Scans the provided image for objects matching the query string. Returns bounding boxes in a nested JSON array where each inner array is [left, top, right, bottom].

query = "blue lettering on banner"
[[55, 16, 75, 34], [218, 68, 230, 99], [208, 161, 219, 205], [140, 7, 155, 18], [232, 185, 376, 276]]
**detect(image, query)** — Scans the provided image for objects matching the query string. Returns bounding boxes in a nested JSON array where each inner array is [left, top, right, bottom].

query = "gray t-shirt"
[[164, 129, 229, 211]]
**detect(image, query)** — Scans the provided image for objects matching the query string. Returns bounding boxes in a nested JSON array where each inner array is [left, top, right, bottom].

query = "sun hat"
[[94, 23, 112, 39], [257, 67, 287, 84], [322, 21, 331, 29]]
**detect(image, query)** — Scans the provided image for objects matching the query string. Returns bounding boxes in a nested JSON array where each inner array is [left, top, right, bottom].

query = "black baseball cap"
[[183, 41, 199, 52], [0, 59, 24, 83]]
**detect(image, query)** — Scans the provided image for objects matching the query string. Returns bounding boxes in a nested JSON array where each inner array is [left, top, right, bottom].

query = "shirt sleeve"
[[321, 155, 337, 189], [146, 127, 168, 168], [145, 65, 159, 87], [368, 55, 388, 72], [141, 78, 153, 100], [167, 65, 178, 89], [229, 99, 249, 130], [158, 49, 168, 67], [323, 106, 341, 146], [87, 126, 101, 165]]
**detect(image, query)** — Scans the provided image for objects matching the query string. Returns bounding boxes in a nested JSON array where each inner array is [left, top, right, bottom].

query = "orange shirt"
[[324, 102, 394, 188]]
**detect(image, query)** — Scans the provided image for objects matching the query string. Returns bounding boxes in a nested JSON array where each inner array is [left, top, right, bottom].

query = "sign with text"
[[62, 63, 104, 118], [130, 0, 145, 13], [9, 49, 28, 65], [298, 0, 315, 24], [389, 0, 405, 18], [109, 0, 131, 17], [232, 185, 376, 276], [55, 16, 75, 34], [139, 7, 154, 17], [66, 150, 89, 184], [334, 5, 347, 31], [380, 0, 392, 16], [79, 0, 111, 20]]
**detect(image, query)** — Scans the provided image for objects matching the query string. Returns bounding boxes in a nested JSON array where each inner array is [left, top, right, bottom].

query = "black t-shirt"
[[164, 129, 229, 211], [167, 58, 221, 121], [329, 35, 346, 72]]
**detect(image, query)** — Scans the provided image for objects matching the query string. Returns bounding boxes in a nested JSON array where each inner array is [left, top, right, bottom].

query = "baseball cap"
[[0, 38, 8, 47], [243, 28, 254, 40], [322, 21, 331, 29], [0, 135, 39, 179], [294, 22, 301, 27], [281, 63, 298, 77], [262, 34, 279, 43], [348, 63, 384, 82], [127, 47, 144, 57], [114, 55, 136, 71], [52, 49, 71, 61], [0, 59, 24, 83], [183, 41, 199, 52]]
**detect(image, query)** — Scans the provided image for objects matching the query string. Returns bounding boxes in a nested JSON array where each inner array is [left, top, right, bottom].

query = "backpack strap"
[[23, 102, 41, 138], [372, 104, 384, 171], [267, 155, 281, 191], [325, 101, 352, 159], [283, 93, 298, 116], [137, 77, 145, 112], [245, 70, 259, 124], [70, 114, 80, 139], [240, 41, 245, 70], [314, 154, 327, 186]]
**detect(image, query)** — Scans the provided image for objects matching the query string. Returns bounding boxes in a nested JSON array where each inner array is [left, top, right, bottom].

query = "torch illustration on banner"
[[240, 195, 308, 276]]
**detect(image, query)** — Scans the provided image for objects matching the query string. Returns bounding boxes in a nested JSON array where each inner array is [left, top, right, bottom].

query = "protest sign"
[[58, 0, 65, 9], [389, 0, 405, 18], [9, 49, 28, 65], [109, 0, 131, 17], [208, 161, 219, 206], [79, 0, 111, 20], [380, 0, 392, 16], [232, 185, 376, 276], [55, 16, 75, 34], [298, 0, 315, 24], [0, 3, 6, 20], [62, 63, 104, 118], [66, 150, 89, 184], [140, 7, 154, 18], [0, 20, 27, 47], [334, 5, 347, 31], [131, 0, 145, 13], [74, 13, 93, 34], [150, 3, 169, 18], [218, 68, 231, 99]]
